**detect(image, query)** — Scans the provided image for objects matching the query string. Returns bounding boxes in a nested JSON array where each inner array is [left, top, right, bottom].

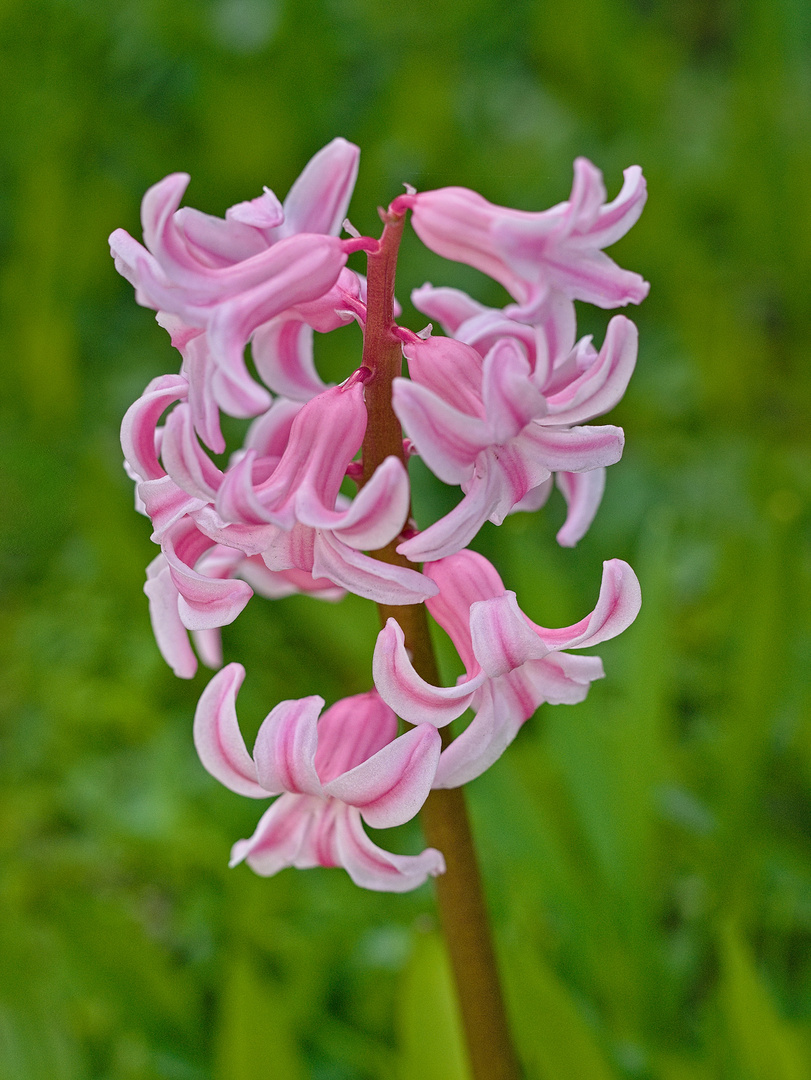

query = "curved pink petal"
[[225, 188, 285, 231], [138, 475, 206, 541], [120, 374, 188, 480], [274, 138, 360, 239], [312, 531, 438, 605], [248, 380, 366, 530], [409, 187, 534, 304], [555, 469, 606, 547], [396, 463, 511, 564], [325, 724, 441, 828], [252, 696, 325, 796], [162, 520, 254, 631], [372, 619, 483, 726], [286, 267, 363, 331], [402, 336, 485, 416], [215, 450, 280, 526], [423, 550, 506, 671], [510, 475, 554, 515], [175, 205, 271, 265], [469, 592, 550, 677], [392, 379, 488, 485], [160, 405, 223, 500], [522, 652, 605, 705], [325, 456, 411, 551], [577, 164, 648, 250], [334, 806, 446, 893], [528, 558, 642, 650], [203, 236, 348, 374], [457, 309, 539, 370], [244, 397, 304, 457], [193, 663, 267, 797], [314, 691, 399, 782], [230, 794, 317, 874], [238, 555, 344, 601], [251, 317, 327, 401], [191, 627, 223, 670], [297, 454, 408, 547], [516, 421, 624, 474], [543, 316, 637, 425], [481, 339, 547, 443], [143, 554, 198, 679], [410, 282, 487, 334], [432, 681, 527, 789]]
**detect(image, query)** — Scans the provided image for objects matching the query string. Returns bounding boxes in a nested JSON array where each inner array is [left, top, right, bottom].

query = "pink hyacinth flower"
[[154, 385, 437, 607], [394, 316, 635, 561], [194, 664, 445, 892], [146, 539, 342, 679], [398, 158, 648, 316], [408, 283, 638, 548], [373, 550, 641, 787], [110, 139, 363, 436]]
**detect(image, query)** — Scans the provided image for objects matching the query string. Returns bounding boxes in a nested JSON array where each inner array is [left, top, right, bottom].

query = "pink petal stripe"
[[411, 282, 486, 333], [372, 619, 483, 726], [251, 317, 327, 401], [335, 806, 446, 892], [193, 664, 267, 797], [528, 558, 642, 650], [121, 374, 187, 480], [143, 555, 198, 679], [325, 724, 441, 828], [469, 592, 550, 677], [312, 531, 438, 605], [230, 795, 316, 873], [481, 339, 546, 443], [253, 696, 325, 796], [392, 379, 488, 485], [555, 469, 606, 547], [543, 315, 637, 425], [314, 691, 399, 782]]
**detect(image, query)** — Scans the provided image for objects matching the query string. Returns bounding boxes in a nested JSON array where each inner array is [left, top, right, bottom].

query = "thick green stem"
[[360, 209, 522, 1080]]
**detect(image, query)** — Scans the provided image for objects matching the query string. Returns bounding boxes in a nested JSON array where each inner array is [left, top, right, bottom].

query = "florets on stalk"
[[112, 140, 647, 891]]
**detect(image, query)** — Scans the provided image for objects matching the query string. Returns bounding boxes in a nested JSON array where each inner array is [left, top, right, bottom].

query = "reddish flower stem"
[[360, 207, 522, 1080]]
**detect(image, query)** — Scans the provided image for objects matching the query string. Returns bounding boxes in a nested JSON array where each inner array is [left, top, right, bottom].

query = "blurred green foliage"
[[1, 0, 810, 1076]]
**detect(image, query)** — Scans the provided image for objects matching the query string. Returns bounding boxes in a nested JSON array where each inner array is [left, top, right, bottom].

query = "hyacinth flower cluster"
[[112, 139, 646, 894]]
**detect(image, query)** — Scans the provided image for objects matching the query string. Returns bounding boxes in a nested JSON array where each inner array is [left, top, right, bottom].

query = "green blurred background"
[[2, 1, 810, 1077]]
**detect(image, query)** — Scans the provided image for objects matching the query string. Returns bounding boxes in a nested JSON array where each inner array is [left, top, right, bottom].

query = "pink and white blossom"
[[397, 158, 649, 317], [394, 316, 636, 560], [194, 664, 445, 891], [373, 550, 641, 786], [110, 139, 364, 443]]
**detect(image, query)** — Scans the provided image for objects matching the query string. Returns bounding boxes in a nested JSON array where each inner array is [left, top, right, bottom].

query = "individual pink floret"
[[194, 664, 445, 892], [110, 139, 364, 439], [145, 536, 342, 679], [373, 550, 641, 787], [394, 314, 636, 561], [397, 157, 649, 316]]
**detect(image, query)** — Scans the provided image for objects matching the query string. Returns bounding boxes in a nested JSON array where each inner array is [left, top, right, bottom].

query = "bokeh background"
[[2, 1, 810, 1077]]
